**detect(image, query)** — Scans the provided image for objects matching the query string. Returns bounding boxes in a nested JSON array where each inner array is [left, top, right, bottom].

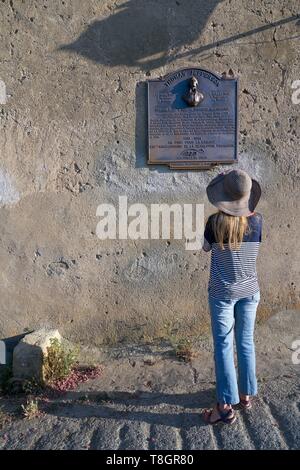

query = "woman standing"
[[203, 169, 262, 425]]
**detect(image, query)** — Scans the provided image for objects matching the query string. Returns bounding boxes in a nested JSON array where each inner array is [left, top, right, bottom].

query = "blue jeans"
[[208, 291, 260, 405]]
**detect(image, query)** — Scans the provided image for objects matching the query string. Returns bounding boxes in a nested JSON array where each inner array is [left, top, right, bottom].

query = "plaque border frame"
[[147, 67, 239, 169]]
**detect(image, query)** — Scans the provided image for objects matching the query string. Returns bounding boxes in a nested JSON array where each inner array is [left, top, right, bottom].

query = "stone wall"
[[0, 0, 299, 346]]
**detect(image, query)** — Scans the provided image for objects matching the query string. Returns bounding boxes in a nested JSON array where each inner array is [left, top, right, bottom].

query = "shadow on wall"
[[135, 81, 153, 170], [59, 0, 299, 70], [59, 0, 223, 70]]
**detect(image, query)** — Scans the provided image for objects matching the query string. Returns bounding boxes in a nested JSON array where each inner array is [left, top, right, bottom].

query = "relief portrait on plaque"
[[147, 67, 239, 170]]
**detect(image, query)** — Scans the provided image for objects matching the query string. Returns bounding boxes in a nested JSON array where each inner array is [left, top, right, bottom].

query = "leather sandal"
[[203, 403, 237, 425], [239, 398, 252, 409]]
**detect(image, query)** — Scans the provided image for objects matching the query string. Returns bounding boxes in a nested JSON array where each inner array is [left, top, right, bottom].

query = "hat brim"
[[206, 173, 261, 216]]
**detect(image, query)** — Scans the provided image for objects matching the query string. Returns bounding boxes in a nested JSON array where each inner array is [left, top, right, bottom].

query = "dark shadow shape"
[[59, 0, 223, 70], [177, 14, 300, 60], [43, 388, 216, 428], [229, 33, 300, 47], [135, 81, 148, 169], [63, 388, 216, 408], [59, 3, 298, 69]]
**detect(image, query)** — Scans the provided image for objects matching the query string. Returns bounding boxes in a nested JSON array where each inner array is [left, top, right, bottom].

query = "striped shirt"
[[203, 213, 262, 300]]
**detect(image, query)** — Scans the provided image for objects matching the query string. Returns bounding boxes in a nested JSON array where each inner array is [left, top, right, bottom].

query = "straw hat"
[[206, 169, 261, 217]]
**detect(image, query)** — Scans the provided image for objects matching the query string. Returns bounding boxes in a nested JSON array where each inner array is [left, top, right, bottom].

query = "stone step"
[[260, 377, 300, 450], [239, 398, 288, 450], [180, 410, 217, 450], [0, 416, 57, 450], [212, 411, 254, 449], [148, 424, 182, 450], [34, 418, 87, 450], [89, 418, 122, 450], [54, 418, 99, 450], [118, 421, 150, 450], [266, 399, 299, 450]]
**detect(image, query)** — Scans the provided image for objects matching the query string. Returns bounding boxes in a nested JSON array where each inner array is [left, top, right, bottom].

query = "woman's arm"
[[202, 237, 212, 252]]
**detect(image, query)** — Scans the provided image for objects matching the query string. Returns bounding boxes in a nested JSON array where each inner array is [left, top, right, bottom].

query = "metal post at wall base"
[[0, 332, 34, 366]]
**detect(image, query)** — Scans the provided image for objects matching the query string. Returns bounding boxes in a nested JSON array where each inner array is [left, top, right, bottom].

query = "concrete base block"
[[12, 328, 61, 382]]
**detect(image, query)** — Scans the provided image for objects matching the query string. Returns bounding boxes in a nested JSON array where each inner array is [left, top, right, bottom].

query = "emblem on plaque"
[[182, 76, 204, 107], [147, 67, 239, 170]]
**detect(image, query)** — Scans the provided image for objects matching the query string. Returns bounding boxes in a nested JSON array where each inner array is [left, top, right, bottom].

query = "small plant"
[[174, 337, 196, 362], [160, 319, 197, 362], [22, 377, 44, 395], [43, 338, 79, 384], [21, 398, 40, 419], [49, 365, 103, 392], [0, 406, 12, 429]]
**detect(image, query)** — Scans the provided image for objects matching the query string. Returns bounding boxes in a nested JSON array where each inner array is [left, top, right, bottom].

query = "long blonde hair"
[[211, 211, 249, 250]]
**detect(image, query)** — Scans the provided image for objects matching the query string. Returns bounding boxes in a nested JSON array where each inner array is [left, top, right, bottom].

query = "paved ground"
[[0, 309, 299, 450]]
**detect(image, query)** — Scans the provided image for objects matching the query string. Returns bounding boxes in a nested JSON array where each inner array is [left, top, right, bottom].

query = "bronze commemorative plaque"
[[147, 68, 238, 169]]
